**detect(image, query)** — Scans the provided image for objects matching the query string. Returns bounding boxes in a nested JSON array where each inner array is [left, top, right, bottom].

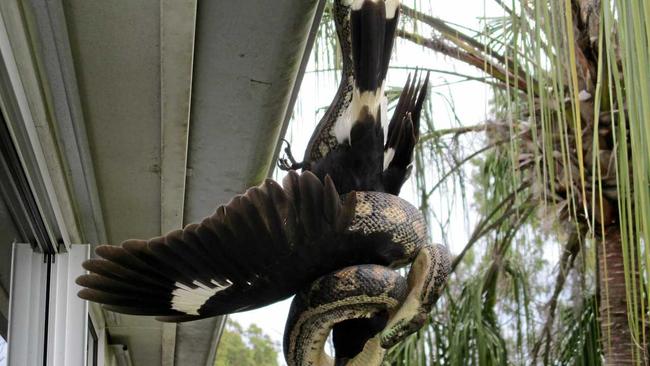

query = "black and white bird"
[[275, 0, 432, 361], [279, 0, 429, 197], [77, 1, 449, 365]]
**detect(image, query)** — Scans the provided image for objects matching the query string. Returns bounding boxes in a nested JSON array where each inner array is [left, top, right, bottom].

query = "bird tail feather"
[[382, 71, 430, 194], [335, 0, 400, 144]]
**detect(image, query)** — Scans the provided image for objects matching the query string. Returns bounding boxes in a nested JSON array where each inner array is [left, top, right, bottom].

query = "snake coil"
[[75, 0, 452, 364], [283, 190, 450, 365]]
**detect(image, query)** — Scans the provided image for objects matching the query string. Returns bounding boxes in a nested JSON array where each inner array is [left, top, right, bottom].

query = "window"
[[0, 336, 6, 366], [86, 317, 97, 366]]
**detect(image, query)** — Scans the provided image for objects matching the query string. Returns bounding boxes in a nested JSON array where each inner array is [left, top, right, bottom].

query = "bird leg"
[[277, 138, 305, 171], [380, 243, 451, 348]]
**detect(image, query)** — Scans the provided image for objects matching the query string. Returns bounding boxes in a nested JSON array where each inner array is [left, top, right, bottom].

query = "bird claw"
[[277, 138, 304, 171], [277, 157, 294, 171]]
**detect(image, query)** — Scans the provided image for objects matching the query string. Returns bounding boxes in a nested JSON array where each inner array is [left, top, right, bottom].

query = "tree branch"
[[419, 123, 490, 143], [397, 30, 529, 93], [425, 137, 513, 197], [450, 188, 533, 273], [399, 5, 536, 93], [400, 5, 508, 66], [531, 230, 581, 363]]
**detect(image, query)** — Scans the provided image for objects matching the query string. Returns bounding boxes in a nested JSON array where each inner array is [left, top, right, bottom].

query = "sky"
[[231, 0, 510, 361], [0, 2, 563, 365], [0, 337, 5, 366], [0, 3, 506, 365]]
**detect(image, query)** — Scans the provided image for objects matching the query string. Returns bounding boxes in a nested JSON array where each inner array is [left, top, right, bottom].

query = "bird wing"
[[382, 71, 430, 195], [76, 171, 355, 322]]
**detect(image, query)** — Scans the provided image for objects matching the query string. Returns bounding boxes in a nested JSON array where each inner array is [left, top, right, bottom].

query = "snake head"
[[380, 244, 451, 349], [379, 305, 428, 348]]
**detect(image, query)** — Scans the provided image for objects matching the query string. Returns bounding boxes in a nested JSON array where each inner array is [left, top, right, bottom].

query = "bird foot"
[[277, 138, 305, 171]]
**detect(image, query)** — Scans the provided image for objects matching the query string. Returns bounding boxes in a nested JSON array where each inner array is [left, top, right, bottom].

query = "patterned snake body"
[[303, 0, 355, 165], [76, 0, 451, 363], [282, 182, 451, 365], [279, 0, 450, 363], [76, 171, 450, 364], [284, 264, 408, 366]]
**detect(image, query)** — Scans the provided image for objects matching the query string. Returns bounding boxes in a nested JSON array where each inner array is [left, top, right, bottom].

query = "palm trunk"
[[598, 227, 641, 365]]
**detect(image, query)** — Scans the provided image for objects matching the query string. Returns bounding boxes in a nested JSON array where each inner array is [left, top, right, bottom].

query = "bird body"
[[77, 172, 428, 320], [280, 0, 428, 198], [276, 1, 448, 364], [77, 0, 450, 364]]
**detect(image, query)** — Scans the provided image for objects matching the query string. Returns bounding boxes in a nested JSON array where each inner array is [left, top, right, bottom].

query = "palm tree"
[[386, 0, 650, 365], [305, 0, 650, 364]]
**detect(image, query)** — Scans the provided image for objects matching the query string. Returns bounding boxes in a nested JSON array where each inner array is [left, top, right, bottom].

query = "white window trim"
[[7, 243, 90, 366]]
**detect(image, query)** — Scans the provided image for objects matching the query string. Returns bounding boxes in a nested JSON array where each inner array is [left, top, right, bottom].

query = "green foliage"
[[215, 319, 279, 366], [555, 296, 601, 366], [307, 0, 650, 363]]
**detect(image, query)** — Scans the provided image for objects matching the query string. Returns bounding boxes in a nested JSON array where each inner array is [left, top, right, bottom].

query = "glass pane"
[[86, 318, 97, 366], [0, 336, 7, 366]]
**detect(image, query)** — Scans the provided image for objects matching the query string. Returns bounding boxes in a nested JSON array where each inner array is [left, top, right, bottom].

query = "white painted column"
[[7, 243, 90, 366], [7, 243, 47, 366], [46, 244, 90, 366]]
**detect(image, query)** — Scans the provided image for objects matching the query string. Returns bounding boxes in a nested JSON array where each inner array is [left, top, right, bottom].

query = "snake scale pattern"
[[304, 0, 355, 164], [284, 190, 451, 365], [75, 0, 451, 364]]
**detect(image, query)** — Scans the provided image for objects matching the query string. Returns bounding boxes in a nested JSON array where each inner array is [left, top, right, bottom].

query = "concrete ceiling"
[[64, 0, 164, 244], [0, 0, 324, 364]]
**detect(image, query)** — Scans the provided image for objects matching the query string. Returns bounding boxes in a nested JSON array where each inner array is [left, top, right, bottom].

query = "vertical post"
[[7, 243, 90, 366], [7, 243, 47, 366]]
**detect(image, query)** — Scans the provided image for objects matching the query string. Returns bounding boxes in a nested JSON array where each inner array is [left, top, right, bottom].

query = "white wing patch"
[[349, 0, 400, 18], [335, 86, 385, 144], [383, 147, 395, 170], [351, 0, 378, 10], [385, 0, 400, 19], [334, 101, 355, 144], [171, 279, 232, 315], [380, 82, 388, 141]]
